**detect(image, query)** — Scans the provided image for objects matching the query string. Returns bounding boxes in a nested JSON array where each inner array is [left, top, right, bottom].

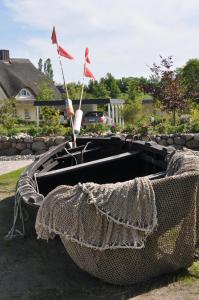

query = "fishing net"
[[35, 149, 199, 285], [36, 177, 157, 250], [166, 148, 199, 176]]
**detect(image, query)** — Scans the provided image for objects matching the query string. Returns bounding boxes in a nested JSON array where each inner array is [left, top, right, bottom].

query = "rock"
[[11, 142, 17, 148], [46, 137, 55, 147], [16, 142, 27, 151], [194, 134, 199, 142], [0, 148, 18, 156], [186, 139, 199, 149], [0, 142, 12, 150], [24, 136, 33, 143], [15, 132, 29, 139], [33, 136, 47, 142], [35, 149, 47, 155], [161, 134, 168, 139], [174, 136, 186, 146], [20, 149, 33, 155], [9, 137, 17, 142], [54, 136, 65, 145], [182, 133, 194, 141], [167, 138, 174, 145], [49, 145, 57, 151], [159, 139, 167, 146], [1, 136, 9, 142], [156, 136, 161, 143], [26, 143, 32, 149], [32, 141, 47, 152]]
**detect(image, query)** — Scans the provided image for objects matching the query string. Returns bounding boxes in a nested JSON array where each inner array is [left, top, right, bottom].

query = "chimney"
[[0, 50, 10, 61]]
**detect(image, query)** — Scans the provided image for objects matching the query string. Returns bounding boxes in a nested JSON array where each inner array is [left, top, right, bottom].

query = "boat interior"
[[32, 137, 169, 197]]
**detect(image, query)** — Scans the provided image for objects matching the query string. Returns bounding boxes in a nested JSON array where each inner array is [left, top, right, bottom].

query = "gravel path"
[[0, 160, 33, 175]]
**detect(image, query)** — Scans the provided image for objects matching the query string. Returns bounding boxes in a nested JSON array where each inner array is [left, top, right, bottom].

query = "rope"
[[81, 142, 92, 163], [5, 176, 42, 240], [5, 190, 25, 240], [64, 147, 78, 165]]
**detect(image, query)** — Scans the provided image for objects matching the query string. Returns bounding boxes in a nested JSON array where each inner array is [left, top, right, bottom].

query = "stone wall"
[[151, 133, 199, 150], [0, 135, 66, 156], [1, 133, 199, 156]]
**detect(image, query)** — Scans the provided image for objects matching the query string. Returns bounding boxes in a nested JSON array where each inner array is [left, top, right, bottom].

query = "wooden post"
[[121, 104, 125, 127], [36, 106, 39, 127], [119, 104, 122, 126], [108, 104, 111, 119], [115, 104, 119, 125], [111, 104, 115, 124]]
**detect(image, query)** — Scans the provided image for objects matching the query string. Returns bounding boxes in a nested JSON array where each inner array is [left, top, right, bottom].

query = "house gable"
[[0, 85, 7, 100], [15, 88, 35, 100], [0, 50, 62, 100]]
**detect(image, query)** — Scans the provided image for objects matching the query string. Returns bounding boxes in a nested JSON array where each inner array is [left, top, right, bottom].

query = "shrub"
[[80, 124, 110, 135], [27, 126, 42, 136], [7, 127, 20, 136], [0, 125, 7, 136], [179, 114, 190, 124], [27, 125, 73, 137], [189, 122, 199, 133], [110, 124, 122, 133], [121, 124, 136, 134]]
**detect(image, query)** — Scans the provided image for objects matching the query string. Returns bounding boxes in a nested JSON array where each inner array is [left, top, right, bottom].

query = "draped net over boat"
[[35, 149, 199, 285]]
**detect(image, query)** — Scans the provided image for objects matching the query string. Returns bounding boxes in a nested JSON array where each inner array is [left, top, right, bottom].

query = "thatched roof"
[[0, 56, 62, 100]]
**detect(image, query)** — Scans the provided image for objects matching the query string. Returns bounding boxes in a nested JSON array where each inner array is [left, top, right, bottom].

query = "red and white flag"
[[58, 46, 74, 60], [85, 47, 91, 64], [84, 65, 95, 80], [51, 26, 57, 44]]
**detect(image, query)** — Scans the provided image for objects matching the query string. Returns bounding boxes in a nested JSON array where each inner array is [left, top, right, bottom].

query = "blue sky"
[[1, 0, 199, 84]]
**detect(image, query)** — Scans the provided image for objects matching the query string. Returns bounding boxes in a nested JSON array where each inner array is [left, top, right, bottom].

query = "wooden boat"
[[17, 136, 173, 212], [14, 136, 199, 285]]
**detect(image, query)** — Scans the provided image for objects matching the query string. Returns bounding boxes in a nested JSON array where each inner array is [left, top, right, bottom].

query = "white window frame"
[[24, 108, 31, 120], [16, 88, 34, 99]]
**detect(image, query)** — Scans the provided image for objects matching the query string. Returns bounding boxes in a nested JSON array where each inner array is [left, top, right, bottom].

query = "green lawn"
[[0, 167, 26, 193]]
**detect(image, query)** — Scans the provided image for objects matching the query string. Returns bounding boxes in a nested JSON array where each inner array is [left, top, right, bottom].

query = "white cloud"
[[3, 0, 199, 82]]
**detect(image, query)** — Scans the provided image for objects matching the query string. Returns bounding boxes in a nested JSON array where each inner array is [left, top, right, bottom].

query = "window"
[[16, 88, 33, 99], [19, 89, 31, 96], [24, 109, 31, 119]]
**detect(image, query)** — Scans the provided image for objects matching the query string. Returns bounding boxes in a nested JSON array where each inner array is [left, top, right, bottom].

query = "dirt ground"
[[1, 196, 199, 300]]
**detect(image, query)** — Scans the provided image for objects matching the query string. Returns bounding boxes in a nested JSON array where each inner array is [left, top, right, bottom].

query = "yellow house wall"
[[16, 103, 37, 121]]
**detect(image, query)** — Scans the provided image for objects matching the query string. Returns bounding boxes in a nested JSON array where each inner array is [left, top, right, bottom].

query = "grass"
[[0, 167, 26, 193]]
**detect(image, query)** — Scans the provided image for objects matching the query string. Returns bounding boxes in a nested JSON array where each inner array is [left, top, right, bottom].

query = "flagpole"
[[55, 38, 76, 147], [79, 50, 88, 110], [78, 48, 95, 110], [79, 69, 85, 110]]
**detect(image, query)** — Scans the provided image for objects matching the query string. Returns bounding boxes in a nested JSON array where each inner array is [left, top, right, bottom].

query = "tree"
[[126, 78, 143, 101], [86, 79, 109, 98], [180, 58, 199, 101], [0, 98, 17, 129], [38, 58, 43, 72], [142, 56, 188, 125], [122, 97, 143, 124], [37, 58, 54, 80], [66, 82, 82, 99], [37, 81, 61, 126], [37, 81, 55, 101], [103, 73, 121, 98], [44, 58, 53, 80]]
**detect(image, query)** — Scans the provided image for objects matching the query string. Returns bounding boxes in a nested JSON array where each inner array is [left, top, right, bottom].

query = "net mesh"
[[36, 177, 157, 250], [35, 149, 199, 285]]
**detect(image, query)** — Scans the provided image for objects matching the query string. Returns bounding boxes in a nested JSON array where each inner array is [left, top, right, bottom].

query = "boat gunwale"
[[17, 137, 174, 208]]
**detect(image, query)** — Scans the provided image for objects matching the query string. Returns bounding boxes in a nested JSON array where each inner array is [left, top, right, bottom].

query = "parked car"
[[82, 111, 113, 126]]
